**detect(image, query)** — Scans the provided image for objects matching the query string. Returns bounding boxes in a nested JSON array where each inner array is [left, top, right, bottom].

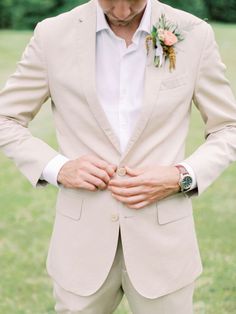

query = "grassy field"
[[0, 23, 236, 314]]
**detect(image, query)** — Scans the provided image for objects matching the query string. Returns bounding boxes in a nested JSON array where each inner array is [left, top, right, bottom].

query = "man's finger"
[[79, 182, 97, 192], [111, 193, 146, 205], [89, 156, 110, 169], [87, 164, 110, 184], [125, 166, 144, 177], [84, 173, 107, 190], [127, 200, 150, 210], [88, 156, 117, 177], [108, 185, 144, 197], [109, 176, 143, 188], [106, 164, 117, 177]]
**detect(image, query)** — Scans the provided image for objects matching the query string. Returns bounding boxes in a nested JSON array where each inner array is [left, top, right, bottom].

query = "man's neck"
[[105, 8, 146, 46]]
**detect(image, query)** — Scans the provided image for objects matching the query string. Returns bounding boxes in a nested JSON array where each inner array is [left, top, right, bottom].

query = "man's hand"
[[57, 155, 117, 191], [108, 166, 180, 209]]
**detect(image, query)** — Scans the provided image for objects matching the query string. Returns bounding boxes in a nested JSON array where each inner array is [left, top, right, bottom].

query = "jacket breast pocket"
[[160, 74, 188, 91], [157, 193, 193, 225], [56, 188, 84, 221]]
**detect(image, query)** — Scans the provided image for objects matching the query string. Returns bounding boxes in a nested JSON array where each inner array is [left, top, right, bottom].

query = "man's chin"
[[110, 20, 131, 26], [106, 15, 134, 27], [109, 20, 132, 27]]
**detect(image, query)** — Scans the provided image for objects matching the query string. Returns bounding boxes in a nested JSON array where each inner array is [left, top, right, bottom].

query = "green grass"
[[0, 23, 236, 313]]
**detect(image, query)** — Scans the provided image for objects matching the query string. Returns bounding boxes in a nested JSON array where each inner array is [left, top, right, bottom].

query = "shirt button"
[[111, 214, 119, 222], [117, 167, 127, 176]]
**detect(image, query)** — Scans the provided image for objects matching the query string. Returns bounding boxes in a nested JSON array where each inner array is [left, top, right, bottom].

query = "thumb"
[[125, 166, 143, 177], [111, 164, 117, 171]]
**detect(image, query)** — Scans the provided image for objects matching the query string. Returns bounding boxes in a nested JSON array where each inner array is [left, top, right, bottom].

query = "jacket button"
[[117, 167, 126, 176], [111, 214, 119, 222]]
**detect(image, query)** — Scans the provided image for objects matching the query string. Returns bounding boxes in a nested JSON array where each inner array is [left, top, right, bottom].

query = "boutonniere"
[[146, 14, 184, 71]]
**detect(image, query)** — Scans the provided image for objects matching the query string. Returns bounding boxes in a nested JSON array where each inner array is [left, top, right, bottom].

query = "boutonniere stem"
[[146, 14, 184, 71]]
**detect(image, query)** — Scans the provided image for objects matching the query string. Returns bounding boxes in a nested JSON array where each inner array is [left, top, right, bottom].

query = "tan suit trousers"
[[53, 231, 195, 314]]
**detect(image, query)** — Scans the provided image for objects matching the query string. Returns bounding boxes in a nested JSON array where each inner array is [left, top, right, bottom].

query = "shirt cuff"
[[40, 155, 70, 187], [178, 162, 197, 191]]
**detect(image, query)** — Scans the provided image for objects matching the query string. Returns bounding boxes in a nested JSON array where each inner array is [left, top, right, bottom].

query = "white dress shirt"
[[41, 0, 197, 189]]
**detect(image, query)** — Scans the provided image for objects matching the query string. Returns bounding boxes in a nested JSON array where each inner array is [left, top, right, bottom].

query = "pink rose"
[[163, 30, 178, 46]]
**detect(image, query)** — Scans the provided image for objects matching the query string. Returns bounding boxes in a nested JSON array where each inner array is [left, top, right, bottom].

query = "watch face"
[[181, 175, 193, 191]]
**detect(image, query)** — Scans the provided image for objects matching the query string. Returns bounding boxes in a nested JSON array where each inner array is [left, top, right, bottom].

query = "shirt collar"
[[96, 0, 151, 35]]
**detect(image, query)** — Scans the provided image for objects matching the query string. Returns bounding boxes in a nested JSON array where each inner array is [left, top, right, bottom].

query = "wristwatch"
[[175, 165, 193, 192]]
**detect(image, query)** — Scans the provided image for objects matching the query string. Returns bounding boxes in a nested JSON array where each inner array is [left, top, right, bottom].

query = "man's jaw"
[[105, 14, 133, 26]]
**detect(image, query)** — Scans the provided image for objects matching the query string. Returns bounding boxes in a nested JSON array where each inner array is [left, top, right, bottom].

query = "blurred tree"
[[205, 0, 236, 22], [11, 0, 57, 29], [164, 0, 209, 19], [0, 0, 88, 29], [0, 0, 14, 28], [55, 0, 88, 14], [0, 0, 236, 29]]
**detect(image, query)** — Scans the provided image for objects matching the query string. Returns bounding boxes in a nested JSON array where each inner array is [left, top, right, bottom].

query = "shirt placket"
[[119, 52, 128, 152], [119, 41, 139, 153]]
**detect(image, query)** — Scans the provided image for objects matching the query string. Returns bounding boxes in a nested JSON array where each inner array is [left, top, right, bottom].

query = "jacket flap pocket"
[[157, 193, 192, 225], [56, 188, 84, 220], [160, 74, 187, 90]]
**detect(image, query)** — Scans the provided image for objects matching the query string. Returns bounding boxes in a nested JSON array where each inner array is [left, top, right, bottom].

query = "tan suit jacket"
[[1, 0, 236, 299]]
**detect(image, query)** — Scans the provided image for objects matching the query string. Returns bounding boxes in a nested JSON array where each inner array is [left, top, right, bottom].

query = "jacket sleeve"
[[0, 23, 59, 187], [184, 23, 236, 196]]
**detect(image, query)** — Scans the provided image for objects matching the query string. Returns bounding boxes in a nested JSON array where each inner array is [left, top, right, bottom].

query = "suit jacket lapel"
[[76, 0, 121, 153], [76, 0, 165, 158], [120, 0, 165, 162]]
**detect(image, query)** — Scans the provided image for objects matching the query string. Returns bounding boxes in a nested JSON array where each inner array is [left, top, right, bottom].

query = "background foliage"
[[0, 0, 236, 29], [164, 0, 209, 20]]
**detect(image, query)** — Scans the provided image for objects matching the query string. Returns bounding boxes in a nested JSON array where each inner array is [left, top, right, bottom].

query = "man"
[[0, 0, 236, 313]]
